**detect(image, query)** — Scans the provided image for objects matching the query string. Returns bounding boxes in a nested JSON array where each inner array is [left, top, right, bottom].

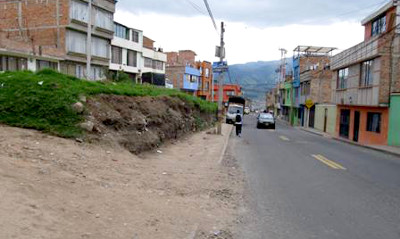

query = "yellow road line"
[[317, 154, 346, 170], [280, 136, 290, 141], [312, 154, 346, 170]]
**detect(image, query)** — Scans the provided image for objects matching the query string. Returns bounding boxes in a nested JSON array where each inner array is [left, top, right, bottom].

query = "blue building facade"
[[182, 66, 201, 91]]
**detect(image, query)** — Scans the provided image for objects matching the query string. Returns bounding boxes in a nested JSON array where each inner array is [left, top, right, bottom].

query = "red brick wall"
[[213, 84, 242, 103], [167, 52, 179, 66], [165, 66, 184, 89], [299, 55, 330, 73], [143, 36, 154, 49], [0, 0, 69, 57], [178, 50, 196, 66], [364, 7, 396, 42]]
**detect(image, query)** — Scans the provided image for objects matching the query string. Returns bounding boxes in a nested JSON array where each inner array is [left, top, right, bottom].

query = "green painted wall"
[[284, 83, 292, 107], [315, 105, 337, 136], [388, 95, 400, 146]]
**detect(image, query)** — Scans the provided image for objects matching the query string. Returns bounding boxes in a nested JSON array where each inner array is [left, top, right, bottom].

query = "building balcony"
[[331, 39, 379, 70]]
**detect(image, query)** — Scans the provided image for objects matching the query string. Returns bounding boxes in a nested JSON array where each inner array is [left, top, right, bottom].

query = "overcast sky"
[[115, 0, 390, 64]]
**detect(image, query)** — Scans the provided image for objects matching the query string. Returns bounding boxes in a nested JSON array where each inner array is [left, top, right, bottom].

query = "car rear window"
[[260, 114, 273, 119]]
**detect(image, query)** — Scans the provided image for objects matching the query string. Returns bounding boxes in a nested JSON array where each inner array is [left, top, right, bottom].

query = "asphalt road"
[[232, 115, 400, 239]]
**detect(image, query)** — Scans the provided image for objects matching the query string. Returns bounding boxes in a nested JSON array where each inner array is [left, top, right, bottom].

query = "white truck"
[[226, 96, 245, 124]]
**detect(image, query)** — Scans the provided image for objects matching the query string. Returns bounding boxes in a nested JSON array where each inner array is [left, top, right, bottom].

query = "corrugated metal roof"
[[293, 46, 337, 54]]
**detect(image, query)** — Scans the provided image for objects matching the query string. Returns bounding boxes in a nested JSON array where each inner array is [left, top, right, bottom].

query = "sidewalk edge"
[[299, 127, 400, 158], [218, 124, 233, 164]]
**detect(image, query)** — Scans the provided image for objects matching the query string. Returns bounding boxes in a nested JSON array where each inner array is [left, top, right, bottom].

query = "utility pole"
[[86, 0, 92, 80], [217, 22, 225, 135]]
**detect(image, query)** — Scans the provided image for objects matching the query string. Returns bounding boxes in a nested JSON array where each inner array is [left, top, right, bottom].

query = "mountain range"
[[227, 59, 292, 100]]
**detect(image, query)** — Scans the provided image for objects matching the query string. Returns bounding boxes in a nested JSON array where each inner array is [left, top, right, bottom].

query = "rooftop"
[[361, 1, 394, 26], [293, 46, 337, 54]]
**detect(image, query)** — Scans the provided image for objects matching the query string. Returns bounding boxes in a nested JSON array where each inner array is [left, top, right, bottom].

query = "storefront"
[[336, 105, 389, 145]]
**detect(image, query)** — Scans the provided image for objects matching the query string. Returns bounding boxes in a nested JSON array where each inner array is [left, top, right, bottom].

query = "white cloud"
[[115, 10, 365, 64]]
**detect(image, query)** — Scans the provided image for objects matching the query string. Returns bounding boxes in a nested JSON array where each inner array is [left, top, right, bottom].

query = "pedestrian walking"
[[235, 110, 242, 137]]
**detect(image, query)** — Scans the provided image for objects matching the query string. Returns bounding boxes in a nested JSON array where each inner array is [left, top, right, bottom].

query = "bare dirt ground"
[[0, 124, 244, 239]]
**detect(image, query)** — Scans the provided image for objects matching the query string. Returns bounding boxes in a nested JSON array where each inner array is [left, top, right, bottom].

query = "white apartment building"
[[110, 22, 167, 84]]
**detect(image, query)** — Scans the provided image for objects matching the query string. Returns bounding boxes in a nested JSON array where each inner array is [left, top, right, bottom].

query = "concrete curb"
[[332, 137, 400, 158], [299, 127, 400, 158], [218, 124, 234, 164], [297, 127, 332, 138]]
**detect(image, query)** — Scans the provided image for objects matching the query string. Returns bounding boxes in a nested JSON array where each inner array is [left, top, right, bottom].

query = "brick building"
[[292, 46, 336, 130], [330, 1, 400, 145], [0, 0, 116, 80], [213, 84, 242, 105], [165, 50, 200, 94], [195, 61, 213, 101]]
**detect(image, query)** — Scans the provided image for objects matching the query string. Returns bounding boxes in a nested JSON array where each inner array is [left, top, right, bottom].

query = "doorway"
[[323, 108, 328, 133], [353, 111, 360, 142], [339, 109, 351, 138], [309, 105, 315, 128]]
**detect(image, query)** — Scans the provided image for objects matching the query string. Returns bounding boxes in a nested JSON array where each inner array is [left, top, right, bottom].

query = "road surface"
[[232, 115, 400, 239]]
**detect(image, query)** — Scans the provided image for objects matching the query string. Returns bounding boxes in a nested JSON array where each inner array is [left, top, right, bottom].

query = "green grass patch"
[[0, 69, 217, 138]]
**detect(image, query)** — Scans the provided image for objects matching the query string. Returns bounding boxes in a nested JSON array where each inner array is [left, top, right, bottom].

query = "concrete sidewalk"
[[298, 126, 400, 158]]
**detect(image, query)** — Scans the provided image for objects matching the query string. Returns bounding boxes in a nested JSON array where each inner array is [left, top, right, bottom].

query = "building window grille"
[[70, 0, 88, 23], [360, 60, 373, 87], [337, 68, 348, 89], [132, 31, 139, 43], [111, 46, 122, 64], [127, 50, 137, 67], [372, 15, 386, 37], [67, 30, 86, 54], [366, 112, 381, 133], [95, 8, 113, 31], [114, 23, 129, 40]]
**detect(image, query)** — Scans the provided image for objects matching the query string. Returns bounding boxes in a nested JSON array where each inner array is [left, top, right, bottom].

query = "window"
[[144, 58, 152, 68], [205, 82, 209, 90], [301, 81, 310, 95], [36, 60, 57, 71], [367, 112, 381, 133], [92, 37, 109, 58], [205, 68, 210, 77], [95, 8, 113, 31], [0, 55, 27, 71], [227, 91, 235, 96], [114, 23, 129, 40], [70, 0, 88, 23], [127, 50, 137, 67], [90, 65, 105, 81], [337, 68, 348, 89], [67, 30, 86, 54], [360, 60, 373, 87], [111, 46, 122, 64], [132, 30, 139, 43], [76, 64, 85, 79], [153, 60, 164, 70], [372, 15, 386, 37]]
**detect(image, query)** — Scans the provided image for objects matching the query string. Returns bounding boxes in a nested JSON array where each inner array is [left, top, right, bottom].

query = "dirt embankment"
[[84, 95, 216, 154], [0, 124, 243, 239]]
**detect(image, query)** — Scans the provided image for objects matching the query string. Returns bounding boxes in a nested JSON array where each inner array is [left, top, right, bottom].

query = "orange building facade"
[[195, 61, 213, 101], [213, 84, 242, 104], [336, 106, 389, 145]]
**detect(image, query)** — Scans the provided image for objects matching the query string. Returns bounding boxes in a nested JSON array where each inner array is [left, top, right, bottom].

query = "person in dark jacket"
[[235, 110, 242, 137]]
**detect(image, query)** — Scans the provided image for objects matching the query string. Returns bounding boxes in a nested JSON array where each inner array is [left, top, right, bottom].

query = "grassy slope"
[[0, 70, 217, 138]]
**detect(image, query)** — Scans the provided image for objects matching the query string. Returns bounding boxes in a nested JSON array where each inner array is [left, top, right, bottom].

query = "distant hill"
[[226, 60, 292, 100]]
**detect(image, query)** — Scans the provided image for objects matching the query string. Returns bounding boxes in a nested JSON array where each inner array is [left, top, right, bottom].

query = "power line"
[[202, 0, 217, 31], [334, 0, 389, 18], [183, 0, 208, 15]]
